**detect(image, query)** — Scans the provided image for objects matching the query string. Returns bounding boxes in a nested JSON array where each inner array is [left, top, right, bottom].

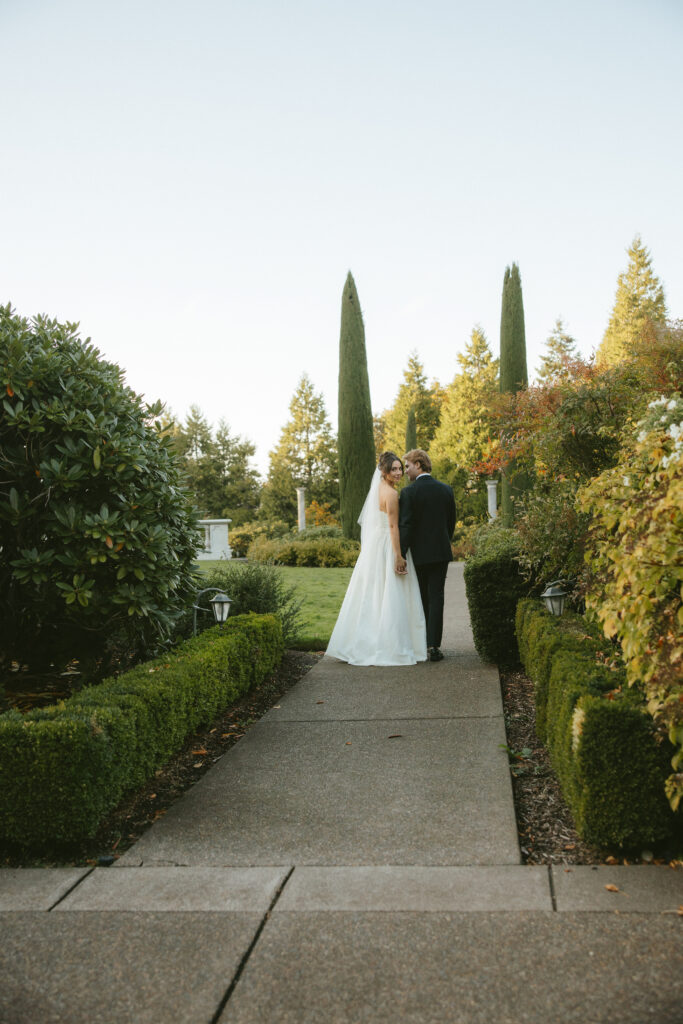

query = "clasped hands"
[[395, 555, 408, 576]]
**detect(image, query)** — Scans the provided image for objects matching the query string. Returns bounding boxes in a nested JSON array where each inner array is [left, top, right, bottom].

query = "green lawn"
[[195, 562, 351, 648], [278, 566, 352, 646]]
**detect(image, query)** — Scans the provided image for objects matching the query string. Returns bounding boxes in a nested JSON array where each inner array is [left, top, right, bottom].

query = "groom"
[[398, 449, 456, 662]]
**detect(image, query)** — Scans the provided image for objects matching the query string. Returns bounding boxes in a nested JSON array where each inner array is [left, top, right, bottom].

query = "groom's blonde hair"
[[404, 449, 431, 473]]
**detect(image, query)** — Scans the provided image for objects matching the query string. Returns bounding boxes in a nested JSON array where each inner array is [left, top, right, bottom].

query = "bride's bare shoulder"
[[379, 481, 398, 512]]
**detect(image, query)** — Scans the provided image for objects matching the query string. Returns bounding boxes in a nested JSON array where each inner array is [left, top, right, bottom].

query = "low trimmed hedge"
[[228, 519, 291, 558], [0, 613, 283, 849], [248, 534, 359, 567], [463, 527, 530, 665], [516, 598, 678, 848]]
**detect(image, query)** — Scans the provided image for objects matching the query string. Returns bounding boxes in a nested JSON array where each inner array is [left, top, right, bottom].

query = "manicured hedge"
[[248, 534, 359, 567], [0, 613, 283, 849], [516, 598, 678, 848], [463, 527, 529, 665]]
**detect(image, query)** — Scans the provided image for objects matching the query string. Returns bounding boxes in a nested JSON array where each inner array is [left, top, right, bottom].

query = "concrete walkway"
[[1, 563, 682, 1023]]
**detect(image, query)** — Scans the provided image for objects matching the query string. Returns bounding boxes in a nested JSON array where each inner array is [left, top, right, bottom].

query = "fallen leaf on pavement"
[[604, 884, 619, 892]]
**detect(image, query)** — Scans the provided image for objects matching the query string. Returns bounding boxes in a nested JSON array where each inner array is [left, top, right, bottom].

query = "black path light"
[[540, 580, 568, 617], [193, 588, 232, 636], [209, 591, 232, 623]]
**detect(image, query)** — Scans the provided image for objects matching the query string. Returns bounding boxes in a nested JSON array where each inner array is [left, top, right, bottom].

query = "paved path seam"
[[4, 864, 679, 915], [47, 865, 96, 912], [253, 716, 505, 724], [208, 866, 295, 1024]]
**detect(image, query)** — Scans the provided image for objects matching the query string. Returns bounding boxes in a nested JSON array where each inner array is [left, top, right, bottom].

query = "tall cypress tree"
[[500, 263, 528, 393], [405, 406, 417, 452], [338, 271, 376, 539], [499, 263, 529, 524]]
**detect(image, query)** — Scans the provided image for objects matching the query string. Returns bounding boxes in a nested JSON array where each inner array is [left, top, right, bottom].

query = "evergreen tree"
[[261, 373, 338, 524], [174, 404, 213, 461], [431, 327, 499, 518], [381, 352, 443, 455], [373, 413, 387, 460], [500, 263, 528, 394], [405, 406, 417, 452], [537, 318, 578, 382], [499, 263, 530, 523], [432, 327, 499, 472], [172, 407, 261, 525], [338, 272, 375, 540], [171, 405, 215, 513], [213, 421, 261, 524], [598, 235, 667, 367]]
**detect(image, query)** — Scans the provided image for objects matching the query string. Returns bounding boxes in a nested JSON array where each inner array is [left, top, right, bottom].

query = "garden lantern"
[[209, 591, 232, 624], [540, 581, 568, 617], [193, 588, 233, 635]]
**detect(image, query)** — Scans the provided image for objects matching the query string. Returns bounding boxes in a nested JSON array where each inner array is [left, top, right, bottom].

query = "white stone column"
[[296, 488, 306, 532], [486, 479, 498, 520]]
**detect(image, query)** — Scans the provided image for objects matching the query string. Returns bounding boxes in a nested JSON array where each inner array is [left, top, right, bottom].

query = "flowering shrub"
[[579, 395, 683, 809]]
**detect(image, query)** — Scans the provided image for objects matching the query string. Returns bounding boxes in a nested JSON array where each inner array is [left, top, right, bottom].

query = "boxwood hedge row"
[[516, 598, 678, 849], [0, 613, 283, 849], [463, 527, 530, 665]]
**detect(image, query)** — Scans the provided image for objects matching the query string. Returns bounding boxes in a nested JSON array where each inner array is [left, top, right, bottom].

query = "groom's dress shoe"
[[428, 647, 444, 662]]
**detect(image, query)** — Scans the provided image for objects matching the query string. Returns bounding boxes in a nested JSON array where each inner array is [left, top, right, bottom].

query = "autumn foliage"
[[579, 395, 683, 809]]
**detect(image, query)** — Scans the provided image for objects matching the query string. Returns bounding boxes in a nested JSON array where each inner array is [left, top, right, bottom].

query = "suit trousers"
[[415, 561, 449, 649]]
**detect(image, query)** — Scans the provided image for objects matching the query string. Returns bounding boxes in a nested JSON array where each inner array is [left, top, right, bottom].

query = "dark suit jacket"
[[399, 474, 456, 566]]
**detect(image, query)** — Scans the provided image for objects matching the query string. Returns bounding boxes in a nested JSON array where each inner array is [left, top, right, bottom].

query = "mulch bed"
[[499, 668, 604, 865]]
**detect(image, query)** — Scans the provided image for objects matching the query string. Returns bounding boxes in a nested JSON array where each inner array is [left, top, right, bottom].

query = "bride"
[[326, 451, 427, 666]]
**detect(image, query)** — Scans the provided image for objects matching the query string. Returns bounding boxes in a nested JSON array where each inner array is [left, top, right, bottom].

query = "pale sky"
[[2, 0, 681, 472]]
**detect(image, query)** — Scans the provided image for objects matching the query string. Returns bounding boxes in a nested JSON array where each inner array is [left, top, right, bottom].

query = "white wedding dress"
[[327, 470, 427, 666]]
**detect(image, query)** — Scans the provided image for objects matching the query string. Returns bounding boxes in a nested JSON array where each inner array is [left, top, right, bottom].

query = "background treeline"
[[171, 233, 675, 548]]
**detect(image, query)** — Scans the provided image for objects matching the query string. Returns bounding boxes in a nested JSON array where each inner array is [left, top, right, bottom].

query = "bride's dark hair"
[[378, 451, 403, 478]]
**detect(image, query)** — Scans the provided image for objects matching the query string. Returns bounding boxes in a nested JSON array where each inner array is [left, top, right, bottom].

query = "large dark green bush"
[[0, 613, 283, 849], [0, 305, 200, 670], [516, 598, 677, 848], [463, 525, 529, 664]]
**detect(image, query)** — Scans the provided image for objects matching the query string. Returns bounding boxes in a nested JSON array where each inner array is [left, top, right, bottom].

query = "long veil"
[[357, 467, 382, 543]]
